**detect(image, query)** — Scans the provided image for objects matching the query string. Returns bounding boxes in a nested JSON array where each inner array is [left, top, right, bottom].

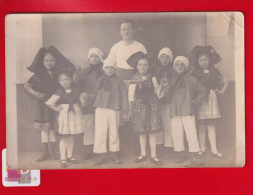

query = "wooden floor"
[[17, 146, 235, 170]]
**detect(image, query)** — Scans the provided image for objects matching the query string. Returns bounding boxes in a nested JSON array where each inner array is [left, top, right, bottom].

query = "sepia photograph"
[[5, 12, 244, 169]]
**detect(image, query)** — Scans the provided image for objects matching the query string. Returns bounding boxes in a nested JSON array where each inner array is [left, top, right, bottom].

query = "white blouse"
[[108, 40, 147, 70], [45, 89, 73, 111], [128, 76, 162, 102]]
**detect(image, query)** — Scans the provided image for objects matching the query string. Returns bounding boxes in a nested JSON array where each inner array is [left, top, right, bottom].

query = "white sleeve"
[[128, 84, 137, 102], [152, 77, 159, 96], [152, 77, 159, 89], [152, 76, 165, 99], [79, 92, 88, 103], [45, 94, 60, 107], [221, 74, 229, 84]]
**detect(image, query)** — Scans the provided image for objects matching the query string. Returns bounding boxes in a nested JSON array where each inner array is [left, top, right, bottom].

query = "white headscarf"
[[103, 57, 117, 70], [88, 48, 104, 62], [158, 47, 173, 61], [173, 56, 190, 69]]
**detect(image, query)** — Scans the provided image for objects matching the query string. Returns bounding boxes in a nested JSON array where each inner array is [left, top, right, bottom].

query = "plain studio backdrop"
[[6, 12, 239, 167]]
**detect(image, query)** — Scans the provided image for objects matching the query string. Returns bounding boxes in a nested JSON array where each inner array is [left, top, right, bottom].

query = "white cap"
[[158, 47, 173, 61], [173, 56, 190, 69], [88, 48, 104, 62], [103, 57, 117, 70]]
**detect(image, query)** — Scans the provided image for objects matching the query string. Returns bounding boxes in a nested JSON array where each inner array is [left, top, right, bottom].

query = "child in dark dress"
[[152, 47, 174, 158], [24, 46, 75, 162], [75, 48, 104, 159], [46, 71, 84, 168], [191, 45, 229, 159], [127, 52, 163, 165]]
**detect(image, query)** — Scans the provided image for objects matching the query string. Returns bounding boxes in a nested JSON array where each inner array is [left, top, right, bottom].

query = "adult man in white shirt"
[[108, 19, 147, 80], [108, 20, 147, 157]]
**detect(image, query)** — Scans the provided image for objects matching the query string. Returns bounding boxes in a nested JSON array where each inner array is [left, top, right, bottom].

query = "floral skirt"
[[131, 96, 162, 135]]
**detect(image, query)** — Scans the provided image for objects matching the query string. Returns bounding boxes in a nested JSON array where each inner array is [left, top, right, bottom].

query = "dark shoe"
[[211, 152, 224, 160], [150, 157, 163, 165], [50, 153, 58, 160], [164, 147, 173, 159], [110, 152, 122, 164], [67, 157, 79, 164], [83, 153, 93, 160], [198, 151, 205, 155], [156, 144, 164, 158], [37, 152, 50, 162], [190, 153, 204, 165], [37, 143, 50, 162], [176, 152, 188, 163], [83, 145, 94, 160], [94, 154, 107, 166], [134, 155, 147, 163], [49, 143, 58, 160], [60, 159, 67, 168], [197, 151, 207, 160]]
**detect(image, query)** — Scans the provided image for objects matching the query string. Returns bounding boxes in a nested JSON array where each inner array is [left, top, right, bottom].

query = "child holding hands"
[[24, 46, 74, 162]]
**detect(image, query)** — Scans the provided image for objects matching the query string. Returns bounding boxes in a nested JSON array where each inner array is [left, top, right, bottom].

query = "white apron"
[[197, 90, 221, 120], [58, 104, 84, 135]]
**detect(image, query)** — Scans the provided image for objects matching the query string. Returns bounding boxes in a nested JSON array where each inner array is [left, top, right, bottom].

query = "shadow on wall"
[[17, 82, 236, 157]]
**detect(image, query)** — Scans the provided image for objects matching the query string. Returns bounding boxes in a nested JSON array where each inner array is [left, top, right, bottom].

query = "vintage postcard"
[[5, 12, 244, 169]]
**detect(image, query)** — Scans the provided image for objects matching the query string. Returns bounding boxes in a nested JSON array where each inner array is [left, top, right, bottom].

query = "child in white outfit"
[[160, 56, 207, 164], [93, 57, 129, 165]]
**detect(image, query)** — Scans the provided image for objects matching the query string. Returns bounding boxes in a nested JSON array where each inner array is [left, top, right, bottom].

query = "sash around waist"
[[135, 94, 157, 99], [116, 68, 136, 80], [59, 104, 81, 111]]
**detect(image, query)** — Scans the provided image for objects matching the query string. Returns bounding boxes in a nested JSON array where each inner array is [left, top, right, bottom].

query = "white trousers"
[[93, 108, 120, 153], [171, 115, 200, 153], [156, 105, 173, 147], [83, 114, 95, 145], [41, 130, 56, 143]]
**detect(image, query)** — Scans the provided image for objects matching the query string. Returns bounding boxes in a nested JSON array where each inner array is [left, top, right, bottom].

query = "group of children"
[[25, 44, 229, 167]]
